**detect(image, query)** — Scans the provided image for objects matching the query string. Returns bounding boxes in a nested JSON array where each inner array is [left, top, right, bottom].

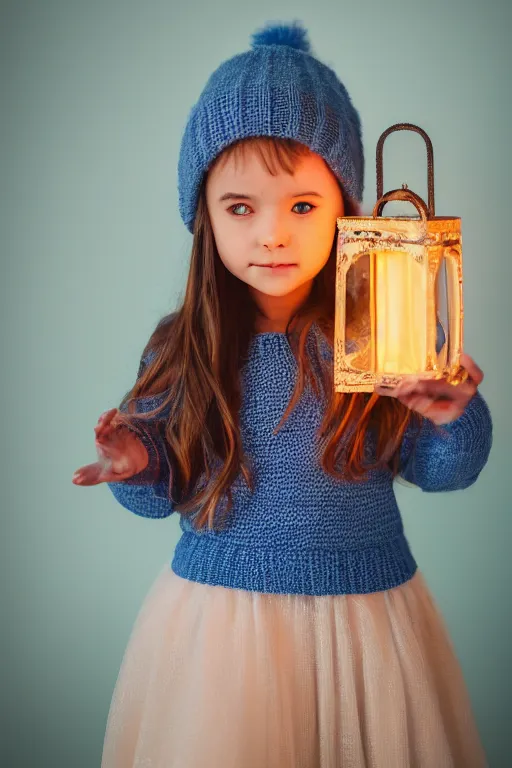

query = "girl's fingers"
[[94, 439, 126, 468], [96, 434, 146, 473], [459, 353, 484, 386], [100, 468, 142, 483], [72, 460, 138, 486], [420, 379, 476, 404], [95, 420, 129, 446], [95, 427, 131, 457], [375, 379, 416, 398], [94, 408, 119, 439], [99, 408, 115, 421], [72, 438, 126, 486], [95, 421, 113, 440], [403, 395, 432, 413], [376, 355, 483, 399], [401, 393, 462, 420], [96, 450, 113, 472], [97, 408, 118, 426], [72, 462, 106, 486], [73, 411, 143, 487], [384, 376, 475, 403], [375, 356, 483, 424]]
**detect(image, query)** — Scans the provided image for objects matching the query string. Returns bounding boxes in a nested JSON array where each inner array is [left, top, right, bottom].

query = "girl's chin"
[[250, 284, 306, 299], [248, 275, 314, 300]]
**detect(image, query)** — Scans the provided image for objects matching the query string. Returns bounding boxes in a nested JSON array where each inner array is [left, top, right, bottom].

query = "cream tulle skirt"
[[101, 566, 487, 768]]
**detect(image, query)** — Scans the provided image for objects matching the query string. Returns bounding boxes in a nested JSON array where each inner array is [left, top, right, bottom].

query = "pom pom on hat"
[[251, 21, 311, 53]]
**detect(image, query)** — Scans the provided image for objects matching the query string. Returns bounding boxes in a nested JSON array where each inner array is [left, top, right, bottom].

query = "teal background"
[[2, 0, 510, 765]]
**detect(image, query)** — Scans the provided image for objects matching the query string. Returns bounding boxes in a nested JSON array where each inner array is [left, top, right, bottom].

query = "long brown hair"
[[117, 137, 422, 529]]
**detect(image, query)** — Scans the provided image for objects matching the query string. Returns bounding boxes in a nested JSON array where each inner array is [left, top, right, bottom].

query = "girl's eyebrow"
[[218, 191, 324, 202]]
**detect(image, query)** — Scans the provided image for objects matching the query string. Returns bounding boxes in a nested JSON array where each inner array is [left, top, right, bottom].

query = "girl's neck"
[[252, 281, 313, 333]]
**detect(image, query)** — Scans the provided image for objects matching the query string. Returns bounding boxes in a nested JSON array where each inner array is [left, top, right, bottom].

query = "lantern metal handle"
[[372, 187, 429, 225], [376, 123, 435, 218]]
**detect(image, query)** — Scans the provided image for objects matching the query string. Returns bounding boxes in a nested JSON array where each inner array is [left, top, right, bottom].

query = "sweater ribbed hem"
[[171, 532, 418, 595]]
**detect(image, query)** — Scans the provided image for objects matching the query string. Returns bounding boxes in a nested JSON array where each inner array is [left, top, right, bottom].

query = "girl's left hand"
[[375, 353, 484, 425]]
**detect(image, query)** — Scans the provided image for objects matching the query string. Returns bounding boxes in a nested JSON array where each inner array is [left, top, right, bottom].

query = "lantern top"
[[342, 122, 460, 225], [337, 215, 459, 223], [336, 214, 461, 242], [376, 123, 436, 217]]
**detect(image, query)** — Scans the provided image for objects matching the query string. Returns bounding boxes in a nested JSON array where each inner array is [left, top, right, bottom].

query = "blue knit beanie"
[[177, 21, 364, 233]]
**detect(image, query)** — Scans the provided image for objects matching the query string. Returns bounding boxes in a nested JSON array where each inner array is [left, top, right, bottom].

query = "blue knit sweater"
[[108, 328, 493, 595]]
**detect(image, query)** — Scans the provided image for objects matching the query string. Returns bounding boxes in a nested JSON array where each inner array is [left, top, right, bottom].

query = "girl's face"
[[205, 145, 344, 313]]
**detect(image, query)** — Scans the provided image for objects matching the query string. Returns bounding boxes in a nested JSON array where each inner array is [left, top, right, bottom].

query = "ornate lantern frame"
[[335, 123, 466, 393]]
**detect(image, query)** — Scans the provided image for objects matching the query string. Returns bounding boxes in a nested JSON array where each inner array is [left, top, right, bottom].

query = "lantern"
[[334, 123, 467, 393]]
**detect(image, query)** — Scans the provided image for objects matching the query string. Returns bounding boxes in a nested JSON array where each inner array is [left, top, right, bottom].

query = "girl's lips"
[[251, 263, 298, 272]]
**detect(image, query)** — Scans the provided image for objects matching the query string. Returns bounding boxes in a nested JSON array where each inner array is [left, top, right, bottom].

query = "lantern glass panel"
[[345, 248, 430, 376], [373, 248, 427, 375], [345, 254, 371, 372], [435, 256, 449, 368]]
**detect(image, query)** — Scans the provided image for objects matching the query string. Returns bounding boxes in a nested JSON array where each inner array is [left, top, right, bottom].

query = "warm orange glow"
[[335, 216, 464, 393], [374, 250, 427, 374]]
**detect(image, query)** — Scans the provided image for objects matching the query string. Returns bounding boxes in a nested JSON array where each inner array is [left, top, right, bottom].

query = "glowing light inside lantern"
[[373, 250, 427, 374]]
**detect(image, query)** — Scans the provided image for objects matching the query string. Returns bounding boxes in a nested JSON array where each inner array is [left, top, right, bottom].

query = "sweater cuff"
[[121, 419, 171, 489], [437, 389, 492, 449]]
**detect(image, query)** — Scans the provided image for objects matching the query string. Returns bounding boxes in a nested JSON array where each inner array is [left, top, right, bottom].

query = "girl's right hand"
[[72, 408, 149, 486]]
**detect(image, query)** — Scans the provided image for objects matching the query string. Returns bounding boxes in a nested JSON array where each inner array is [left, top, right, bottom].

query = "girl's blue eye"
[[293, 202, 315, 214], [230, 204, 251, 216]]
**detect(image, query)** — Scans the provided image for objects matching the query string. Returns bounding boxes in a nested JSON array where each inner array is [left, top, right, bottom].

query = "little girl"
[[73, 21, 493, 768]]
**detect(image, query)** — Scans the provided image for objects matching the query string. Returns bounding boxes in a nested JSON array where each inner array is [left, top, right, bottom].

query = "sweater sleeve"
[[398, 390, 493, 492], [106, 353, 175, 518]]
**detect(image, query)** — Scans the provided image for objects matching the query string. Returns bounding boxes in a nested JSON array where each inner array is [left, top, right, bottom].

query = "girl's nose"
[[259, 218, 291, 250]]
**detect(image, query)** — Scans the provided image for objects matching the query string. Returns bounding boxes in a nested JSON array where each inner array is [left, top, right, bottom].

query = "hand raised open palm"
[[72, 408, 148, 486]]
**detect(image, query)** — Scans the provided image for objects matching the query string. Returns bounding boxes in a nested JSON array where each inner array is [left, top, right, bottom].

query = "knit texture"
[[177, 21, 364, 233], [108, 327, 493, 596]]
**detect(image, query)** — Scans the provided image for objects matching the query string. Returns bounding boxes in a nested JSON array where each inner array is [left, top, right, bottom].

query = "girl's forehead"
[[208, 147, 333, 190]]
